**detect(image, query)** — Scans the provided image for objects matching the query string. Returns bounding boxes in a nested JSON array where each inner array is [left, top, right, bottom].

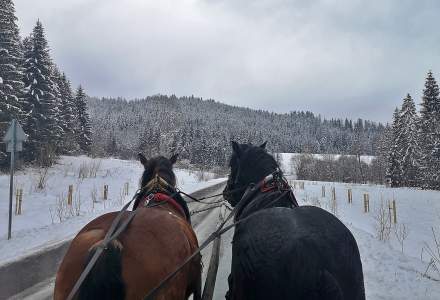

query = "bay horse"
[[223, 142, 365, 300], [54, 154, 201, 300]]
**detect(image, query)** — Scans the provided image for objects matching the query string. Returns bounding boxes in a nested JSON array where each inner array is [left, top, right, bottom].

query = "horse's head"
[[223, 141, 278, 206], [138, 153, 178, 191]]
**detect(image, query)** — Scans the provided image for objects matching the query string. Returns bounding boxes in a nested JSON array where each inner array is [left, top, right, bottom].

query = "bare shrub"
[[374, 200, 392, 241], [311, 196, 321, 208], [73, 189, 82, 216], [103, 169, 112, 178], [78, 162, 90, 179], [88, 160, 101, 178], [48, 207, 55, 224], [196, 169, 211, 182], [35, 167, 49, 190], [91, 185, 97, 203], [55, 193, 67, 223], [117, 188, 126, 206], [422, 227, 440, 279], [37, 144, 57, 167], [394, 223, 409, 253], [302, 192, 310, 203]]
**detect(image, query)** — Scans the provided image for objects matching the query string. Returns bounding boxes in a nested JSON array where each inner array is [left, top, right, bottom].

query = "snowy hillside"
[[0, 156, 225, 265]]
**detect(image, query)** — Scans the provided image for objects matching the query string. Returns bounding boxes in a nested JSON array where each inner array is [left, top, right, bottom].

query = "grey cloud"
[[14, 0, 440, 122]]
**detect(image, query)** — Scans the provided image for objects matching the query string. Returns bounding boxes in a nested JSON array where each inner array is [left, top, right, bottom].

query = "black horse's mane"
[[230, 143, 279, 184], [225, 143, 280, 206]]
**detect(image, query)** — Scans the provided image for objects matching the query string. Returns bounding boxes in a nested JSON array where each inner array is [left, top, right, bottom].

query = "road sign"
[[3, 121, 27, 153]]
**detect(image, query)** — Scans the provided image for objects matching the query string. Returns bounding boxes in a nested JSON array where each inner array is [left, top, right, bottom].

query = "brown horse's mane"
[[140, 156, 177, 189]]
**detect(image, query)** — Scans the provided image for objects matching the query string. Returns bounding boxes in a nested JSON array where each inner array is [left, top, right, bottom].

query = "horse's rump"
[[54, 207, 200, 300], [229, 206, 364, 300]]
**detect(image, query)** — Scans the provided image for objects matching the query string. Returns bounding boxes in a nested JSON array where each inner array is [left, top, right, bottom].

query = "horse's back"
[[55, 207, 199, 300], [229, 206, 364, 300]]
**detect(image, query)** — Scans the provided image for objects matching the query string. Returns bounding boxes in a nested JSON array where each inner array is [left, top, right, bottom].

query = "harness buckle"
[[143, 193, 155, 206]]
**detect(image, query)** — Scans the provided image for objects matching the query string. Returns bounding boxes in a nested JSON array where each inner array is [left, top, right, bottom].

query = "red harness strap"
[[143, 192, 186, 218]]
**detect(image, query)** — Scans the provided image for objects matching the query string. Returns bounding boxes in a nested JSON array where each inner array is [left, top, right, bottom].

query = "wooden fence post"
[[322, 186, 325, 197], [124, 182, 129, 195], [331, 187, 336, 201], [392, 200, 397, 224], [19, 189, 22, 215], [301, 182, 304, 189], [67, 185, 73, 205], [15, 189, 19, 215], [15, 189, 23, 215], [363, 194, 369, 213], [104, 185, 108, 200], [347, 189, 352, 204]]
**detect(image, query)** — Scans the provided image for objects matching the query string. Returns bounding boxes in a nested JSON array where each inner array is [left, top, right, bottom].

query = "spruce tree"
[[418, 71, 440, 189], [386, 108, 403, 187], [0, 0, 25, 167], [74, 85, 92, 153], [53, 68, 78, 153], [22, 21, 62, 162], [398, 94, 420, 187]]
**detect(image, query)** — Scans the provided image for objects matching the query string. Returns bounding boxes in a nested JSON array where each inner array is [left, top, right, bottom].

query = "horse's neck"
[[238, 191, 292, 220]]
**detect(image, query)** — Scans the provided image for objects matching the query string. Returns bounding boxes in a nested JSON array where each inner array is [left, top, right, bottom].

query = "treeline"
[[386, 71, 440, 190], [88, 95, 384, 169], [295, 154, 384, 184], [0, 1, 92, 169]]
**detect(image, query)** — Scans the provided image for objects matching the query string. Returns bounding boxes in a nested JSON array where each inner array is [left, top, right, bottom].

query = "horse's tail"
[[78, 239, 125, 300]]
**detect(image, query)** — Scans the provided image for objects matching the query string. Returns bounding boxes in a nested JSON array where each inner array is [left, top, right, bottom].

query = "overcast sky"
[[14, 0, 440, 123]]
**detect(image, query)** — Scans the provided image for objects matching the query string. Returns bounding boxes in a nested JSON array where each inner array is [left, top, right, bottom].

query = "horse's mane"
[[140, 156, 177, 189], [232, 143, 279, 184]]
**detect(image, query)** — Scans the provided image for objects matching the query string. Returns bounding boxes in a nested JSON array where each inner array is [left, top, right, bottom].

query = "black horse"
[[223, 142, 365, 300]]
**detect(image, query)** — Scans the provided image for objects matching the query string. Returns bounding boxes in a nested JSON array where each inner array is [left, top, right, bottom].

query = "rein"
[[179, 185, 246, 204]]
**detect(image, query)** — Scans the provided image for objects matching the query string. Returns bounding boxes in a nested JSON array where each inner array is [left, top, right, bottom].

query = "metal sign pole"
[[7, 119, 16, 240]]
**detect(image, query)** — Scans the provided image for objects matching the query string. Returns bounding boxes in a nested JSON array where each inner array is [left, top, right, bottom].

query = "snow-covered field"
[[290, 180, 440, 299], [0, 156, 225, 265]]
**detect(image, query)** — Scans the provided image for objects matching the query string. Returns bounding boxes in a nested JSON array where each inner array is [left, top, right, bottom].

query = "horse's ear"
[[259, 141, 267, 149], [138, 153, 148, 166], [169, 153, 178, 165], [231, 141, 242, 157]]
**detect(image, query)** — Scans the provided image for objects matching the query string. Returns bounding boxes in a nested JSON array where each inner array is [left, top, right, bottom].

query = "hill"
[[88, 95, 385, 168]]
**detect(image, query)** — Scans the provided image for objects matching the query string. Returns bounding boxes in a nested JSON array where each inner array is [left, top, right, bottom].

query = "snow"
[[0, 156, 225, 265]]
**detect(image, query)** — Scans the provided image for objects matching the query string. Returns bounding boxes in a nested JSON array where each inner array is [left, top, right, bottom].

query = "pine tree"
[[418, 71, 440, 189], [386, 108, 403, 187], [24, 21, 62, 163], [74, 85, 92, 153], [398, 94, 420, 187], [53, 69, 78, 153], [0, 0, 25, 167], [22, 21, 62, 162]]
